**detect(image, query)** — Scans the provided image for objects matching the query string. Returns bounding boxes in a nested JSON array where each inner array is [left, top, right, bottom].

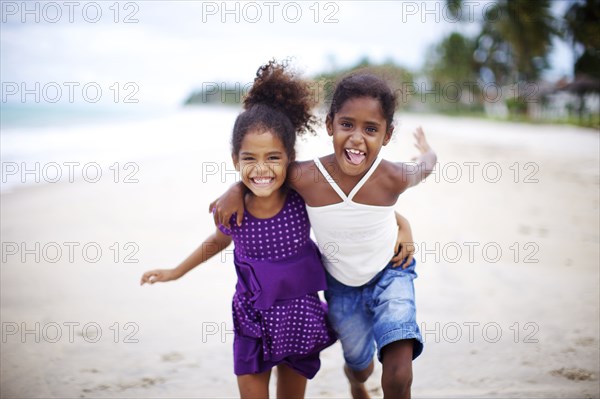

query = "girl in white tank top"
[[212, 71, 437, 399]]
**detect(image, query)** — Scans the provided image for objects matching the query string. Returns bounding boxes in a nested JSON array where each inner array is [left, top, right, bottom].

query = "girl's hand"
[[391, 213, 415, 268], [391, 236, 415, 269], [413, 126, 432, 155], [407, 126, 437, 187], [209, 183, 246, 228], [140, 268, 180, 285]]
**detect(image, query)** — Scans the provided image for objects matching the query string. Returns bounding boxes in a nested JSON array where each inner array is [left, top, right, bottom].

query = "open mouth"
[[250, 177, 274, 186], [344, 148, 366, 165]]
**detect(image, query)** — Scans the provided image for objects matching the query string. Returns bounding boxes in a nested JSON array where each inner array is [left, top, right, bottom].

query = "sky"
[[0, 0, 574, 108]]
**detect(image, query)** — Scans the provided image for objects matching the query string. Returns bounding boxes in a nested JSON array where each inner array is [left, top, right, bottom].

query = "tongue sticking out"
[[346, 150, 366, 165]]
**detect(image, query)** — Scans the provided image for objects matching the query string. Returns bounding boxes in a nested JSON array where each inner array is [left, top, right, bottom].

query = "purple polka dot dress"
[[219, 190, 337, 379]]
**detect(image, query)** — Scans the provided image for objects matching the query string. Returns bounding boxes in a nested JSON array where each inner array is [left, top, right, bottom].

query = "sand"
[[1, 110, 599, 398]]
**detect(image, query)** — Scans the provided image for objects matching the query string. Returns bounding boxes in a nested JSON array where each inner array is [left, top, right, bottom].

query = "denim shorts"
[[324, 259, 423, 371]]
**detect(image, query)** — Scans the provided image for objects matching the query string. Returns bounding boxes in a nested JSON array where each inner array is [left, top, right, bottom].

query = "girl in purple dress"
[[140, 60, 337, 398]]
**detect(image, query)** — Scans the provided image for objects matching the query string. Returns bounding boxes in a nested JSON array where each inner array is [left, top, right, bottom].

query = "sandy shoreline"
[[1, 112, 599, 398]]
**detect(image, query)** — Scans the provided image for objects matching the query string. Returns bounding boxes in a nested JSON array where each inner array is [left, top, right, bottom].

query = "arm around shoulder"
[[209, 182, 247, 228], [286, 160, 313, 194]]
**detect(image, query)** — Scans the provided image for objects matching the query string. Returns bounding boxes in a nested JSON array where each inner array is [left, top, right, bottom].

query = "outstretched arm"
[[405, 126, 437, 188], [390, 212, 415, 268], [140, 229, 232, 285], [209, 182, 247, 228]]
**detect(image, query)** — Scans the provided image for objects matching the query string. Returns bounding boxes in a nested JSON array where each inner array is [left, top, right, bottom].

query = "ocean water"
[[0, 104, 241, 193], [4, 104, 597, 195]]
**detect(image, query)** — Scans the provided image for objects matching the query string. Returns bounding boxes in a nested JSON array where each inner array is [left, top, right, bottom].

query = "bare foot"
[[344, 365, 371, 399]]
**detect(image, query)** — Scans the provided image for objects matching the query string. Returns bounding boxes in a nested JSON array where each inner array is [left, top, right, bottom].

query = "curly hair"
[[327, 72, 397, 132], [231, 60, 316, 159]]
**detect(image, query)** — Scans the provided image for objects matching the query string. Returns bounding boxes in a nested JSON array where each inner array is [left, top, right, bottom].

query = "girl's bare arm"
[[404, 126, 437, 188], [209, 183, 247, 228], [391, 212, 415, 268], [140, 229, 232, 285]]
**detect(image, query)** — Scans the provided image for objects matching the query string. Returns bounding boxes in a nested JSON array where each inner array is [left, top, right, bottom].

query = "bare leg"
[[275, 364, 307, 399], [237, 369, 271, 399], [381, 340, 414, 399], [344, 360, 374, 399]]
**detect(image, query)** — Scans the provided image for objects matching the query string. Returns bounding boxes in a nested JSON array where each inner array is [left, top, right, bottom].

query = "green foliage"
[[505, 96, 528, 115], [184, 59, 415, 109], [423, 32, 481, 112], [477, 0, 559, 84], [426, 32, 478, 84], [564, 0, 600, 79], [313, 58, 414, 109]]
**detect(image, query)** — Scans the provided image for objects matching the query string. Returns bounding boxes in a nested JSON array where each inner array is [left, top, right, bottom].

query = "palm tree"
[[480, 0, 558, 84], [446, 0, 559, 85], [424, 32, 481, 111], [563, 0, 600, 122], [564, 0, 600, 79], [426, 32, 478, 84]]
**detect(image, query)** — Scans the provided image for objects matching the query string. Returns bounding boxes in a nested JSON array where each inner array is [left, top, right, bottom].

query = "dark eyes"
[[339, 121, 377, 134], [241, 156, 281, 161]]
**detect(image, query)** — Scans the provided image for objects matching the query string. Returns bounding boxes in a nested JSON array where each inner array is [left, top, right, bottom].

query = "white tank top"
[[305, 156, 397, 286]]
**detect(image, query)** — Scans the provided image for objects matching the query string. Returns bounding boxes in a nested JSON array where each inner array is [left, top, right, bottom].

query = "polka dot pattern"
[[233, 292, 334, 361], [219, 190, 337, 366], [220, 191, 310, 261]]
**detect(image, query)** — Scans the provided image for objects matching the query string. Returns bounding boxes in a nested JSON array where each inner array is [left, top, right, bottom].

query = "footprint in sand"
[[80, 368, 100, 374], [550, 367, 596, 381], [574, 337, 596, 347], [161, 351, 184, 362], [118, 377, 166, 390], [565, 258, 573, 266], [77, 329, 99, 341], [81, 377, 166, 396], [519, 225, 548, 238], [82, 384, 110, 393], [561, 347, 576, 353]]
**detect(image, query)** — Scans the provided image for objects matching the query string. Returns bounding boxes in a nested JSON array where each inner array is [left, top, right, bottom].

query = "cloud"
[[1, 1, 573, 107]]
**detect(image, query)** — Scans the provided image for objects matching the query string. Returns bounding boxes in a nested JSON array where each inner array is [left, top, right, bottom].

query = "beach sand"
[[1, 111, 599, 398]]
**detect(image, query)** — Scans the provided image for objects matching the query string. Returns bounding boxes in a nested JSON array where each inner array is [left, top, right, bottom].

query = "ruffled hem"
[[232, 293, 337, 365]]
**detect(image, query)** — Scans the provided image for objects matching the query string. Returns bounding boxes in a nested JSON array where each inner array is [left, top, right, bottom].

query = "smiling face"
[[326, 96, 393, 177], [233, 129, 290, 198]]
